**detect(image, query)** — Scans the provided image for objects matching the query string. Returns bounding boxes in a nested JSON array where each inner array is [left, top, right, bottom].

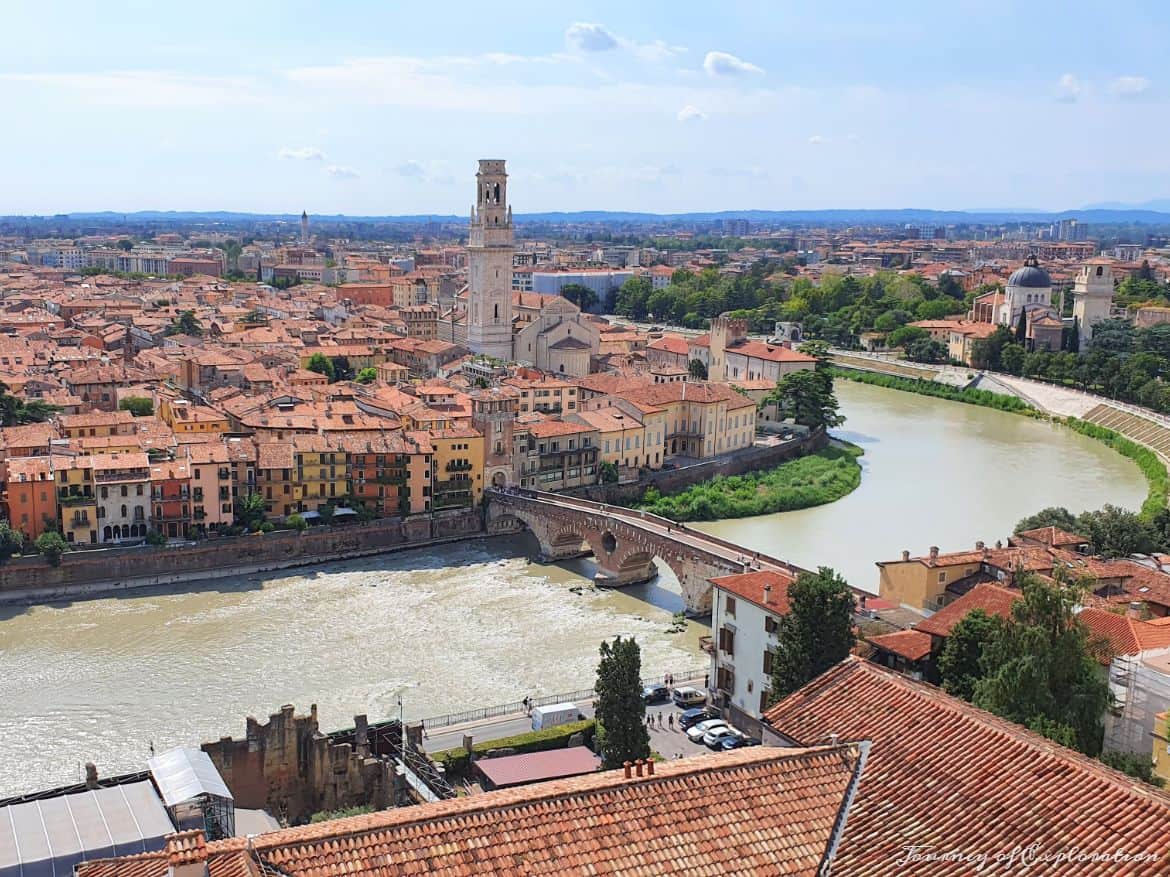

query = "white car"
[[704, 727, 741, 748], [686, 718, 728, 742]]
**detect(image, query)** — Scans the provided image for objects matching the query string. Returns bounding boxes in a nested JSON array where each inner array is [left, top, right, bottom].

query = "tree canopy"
[[593, 636, 651, 769], [118, 396, 154, 417], [0, 382, 60, 426], [768, 567, 856, 703], [560, 283, 598, 312], [764, 368, 844, 431], [306, 352, 336, 381], [165, 310, 203, 337]]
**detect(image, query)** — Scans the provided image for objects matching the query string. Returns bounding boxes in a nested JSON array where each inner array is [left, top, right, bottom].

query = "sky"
[[2, 0, 1169, 216]]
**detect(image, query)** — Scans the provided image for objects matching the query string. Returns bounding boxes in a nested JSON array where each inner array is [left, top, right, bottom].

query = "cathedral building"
[[464, 160, 599, 375]]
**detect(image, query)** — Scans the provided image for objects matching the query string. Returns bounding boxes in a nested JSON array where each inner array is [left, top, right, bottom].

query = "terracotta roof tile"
[[866, 629, 933, 662], [914, 583, 1020, 638], [765, 658, 1170, 875]]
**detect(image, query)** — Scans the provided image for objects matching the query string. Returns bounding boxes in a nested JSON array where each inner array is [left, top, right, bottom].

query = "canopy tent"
[[147, 748, 234, 840], [0, 781, 173, 877]]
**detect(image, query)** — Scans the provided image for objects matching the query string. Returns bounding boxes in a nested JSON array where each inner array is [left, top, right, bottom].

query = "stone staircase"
[[1082, 404, 1170, 458]]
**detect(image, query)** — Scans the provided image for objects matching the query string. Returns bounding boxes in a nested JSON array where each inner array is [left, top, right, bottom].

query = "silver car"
[[686, 718, 727, 742]]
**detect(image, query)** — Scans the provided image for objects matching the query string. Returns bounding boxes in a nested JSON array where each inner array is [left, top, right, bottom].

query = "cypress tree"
[[1015, 307, 1028, 343], [594, 636, 651, 769]]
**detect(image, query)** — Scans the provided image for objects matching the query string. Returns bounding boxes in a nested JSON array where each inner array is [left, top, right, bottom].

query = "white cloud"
[[677, 104, 706, 122], [324, 165, 360, 179], [703, 51, 764, 77], [1056, 73, 1082, 103], [808, 135, 826, 145], [1112, 75, 1150, 97], [278, 146, 325, 161], [394, 160, 427, 178], [566, 22, 618, 52]]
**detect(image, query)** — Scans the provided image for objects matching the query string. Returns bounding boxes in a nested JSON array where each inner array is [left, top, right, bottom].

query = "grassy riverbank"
[[1063, 418, 1169, 521], [831, 367, 1036, 413], [834, 364, 1169, 520], [635, 442, 863, 522]]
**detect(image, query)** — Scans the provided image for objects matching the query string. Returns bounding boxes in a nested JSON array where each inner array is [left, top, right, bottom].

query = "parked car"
[[677, 707, 710, 730], [642, 684, 670, 704], [671, 686, 707, 708], [686, 719, 728, 742], [720, 734, 761, 750], [705, 727, 741, 749]]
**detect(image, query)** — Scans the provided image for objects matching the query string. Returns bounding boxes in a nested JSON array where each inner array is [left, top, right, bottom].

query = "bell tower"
[[466, 160, 514, 360]]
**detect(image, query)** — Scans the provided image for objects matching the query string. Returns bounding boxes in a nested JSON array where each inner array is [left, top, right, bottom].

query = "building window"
[[725, 596, 736, 618]]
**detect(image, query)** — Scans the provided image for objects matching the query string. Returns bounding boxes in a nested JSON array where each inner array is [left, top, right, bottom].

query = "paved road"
[[424, 696, 733, 761]]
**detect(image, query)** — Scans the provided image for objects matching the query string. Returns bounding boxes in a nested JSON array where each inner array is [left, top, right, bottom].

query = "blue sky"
[[2, 0, 1168, 215]]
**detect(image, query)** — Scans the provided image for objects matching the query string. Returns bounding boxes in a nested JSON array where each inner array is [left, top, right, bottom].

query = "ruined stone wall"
[[202, 705, 395, 824], [0, 510, 482, 602]]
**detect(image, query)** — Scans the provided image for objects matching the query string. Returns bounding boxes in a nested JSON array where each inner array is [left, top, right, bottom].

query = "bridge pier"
[[593, 554, 658, 589]]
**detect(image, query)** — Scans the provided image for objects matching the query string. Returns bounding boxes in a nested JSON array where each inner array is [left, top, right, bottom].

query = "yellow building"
[[504, 373, 580, 415], [426, 427, 484, 510], [291, 434, 349, 514], [56, 455, 98, 546], [160, 398, 231, 435], [256, 441, 297, 519], [569, 406, 651, 475], [876, 547, 987, 610], [1154, 711, 1170, 785]]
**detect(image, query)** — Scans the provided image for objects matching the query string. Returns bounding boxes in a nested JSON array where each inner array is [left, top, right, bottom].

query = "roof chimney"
[[623, 761, 632, 779], [928, 546, 939, 564], [1127, 601, 1145, 620], [84, 762, 98, 790], [975, 540, 985, 551], [634, 759, 644, 777], [645, 759, 654, 776], [901, 550, 910, 562], [165, 831, 209, 877], [762, 584, 772, 604]]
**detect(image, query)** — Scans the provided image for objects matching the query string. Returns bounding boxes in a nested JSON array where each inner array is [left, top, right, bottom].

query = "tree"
[[560, 283, 598, 312], [1000, 342, 1026, 375], [615, 276, 651, 320], [1099, 751, 1165, 788], [145, 529, 168, 546], [593, 636, 650, 769], [287, 513, 308, 532], [35, 531, 68, 566], [938, 609, 1004, 700], [119, 396, 154, 417], [688, 358, 708, 380], [599, 461, 619, 483], [972, 573, 1111, 756], [1016, 506, 1079, 534], [0, 521, 24, 563], [0, 381, 60, 426], [1015, 307, 1028, 343], [234, 491, 267, 531], [769, 567, 856, 702], [904, 337, 947, 364], [116, 239, 134, 251], [306, 353, 336, 381], [165, 310, 203, 337], [767, 368, 844, 430], [886, 325, 928, 349], [1074, 504, 1157, 558], [355, 367, 378, 384]]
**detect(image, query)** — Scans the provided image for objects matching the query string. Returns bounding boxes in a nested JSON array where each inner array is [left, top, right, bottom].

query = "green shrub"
[[635, 444, 863, 522], [309, 804, 375, 823]]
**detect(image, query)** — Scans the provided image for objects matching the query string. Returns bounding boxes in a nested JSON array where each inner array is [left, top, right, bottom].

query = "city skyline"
[[2, 0, 1169, 215]]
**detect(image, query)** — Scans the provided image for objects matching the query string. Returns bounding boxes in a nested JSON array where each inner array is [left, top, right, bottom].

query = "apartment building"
[[93, 452, 151, 542]]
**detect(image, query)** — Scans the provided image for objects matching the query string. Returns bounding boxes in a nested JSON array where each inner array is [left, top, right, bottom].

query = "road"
[[422, 690, 733, 762]]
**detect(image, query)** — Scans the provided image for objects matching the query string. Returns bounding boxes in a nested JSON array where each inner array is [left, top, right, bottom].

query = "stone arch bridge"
[[486, 488, 805, 615]]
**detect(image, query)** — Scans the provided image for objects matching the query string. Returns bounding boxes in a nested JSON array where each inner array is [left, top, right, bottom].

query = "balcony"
[[58, 492, 95, 507], [445, 460, 473, 473], [70, 514, 91, 527]]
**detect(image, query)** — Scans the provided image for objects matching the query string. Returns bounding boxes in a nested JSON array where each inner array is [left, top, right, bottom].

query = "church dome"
[[1008, 255, 1051, 289]]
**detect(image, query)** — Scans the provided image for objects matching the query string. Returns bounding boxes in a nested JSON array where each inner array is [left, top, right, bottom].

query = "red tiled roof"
[[727, 339, 817, 363], [866, 629, 932, 662], [914, 583, 1020, 638], [1014, 525, 1087, 547], [1078, 607, 1170, 661], [765, 658, 1170, 876], [709, 569, 797, 614], [473, 746, 601, 788], [78, 745, 865, 877]]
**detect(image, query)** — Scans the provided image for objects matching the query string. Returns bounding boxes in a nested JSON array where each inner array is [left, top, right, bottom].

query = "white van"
[[671, 686, 707, 708], [530, 702, 580, 731]]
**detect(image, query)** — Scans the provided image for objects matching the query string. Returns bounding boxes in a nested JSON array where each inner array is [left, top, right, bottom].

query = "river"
[[0, 380, 1147, 796]]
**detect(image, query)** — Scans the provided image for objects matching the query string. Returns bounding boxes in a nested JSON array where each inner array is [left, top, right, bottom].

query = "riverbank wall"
[[0, 509, 481, 603], [565, 430, 828, 505]]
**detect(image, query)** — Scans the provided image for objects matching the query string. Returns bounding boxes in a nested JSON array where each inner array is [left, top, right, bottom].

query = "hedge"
[[431, 719, 596, 778]]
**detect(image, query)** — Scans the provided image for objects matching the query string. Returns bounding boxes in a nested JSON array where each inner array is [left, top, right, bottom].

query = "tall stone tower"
[[300, 210, 309, 245], [466, 160, 514, 360], [1071, 259, 1115, 349]]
